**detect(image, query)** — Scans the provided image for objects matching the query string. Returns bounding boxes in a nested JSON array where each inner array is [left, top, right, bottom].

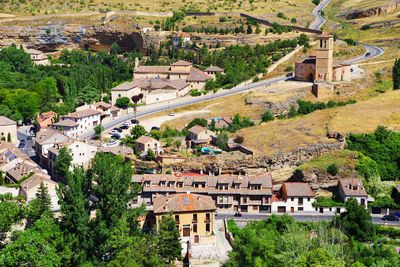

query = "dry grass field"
[[0, 0, 317, 25]]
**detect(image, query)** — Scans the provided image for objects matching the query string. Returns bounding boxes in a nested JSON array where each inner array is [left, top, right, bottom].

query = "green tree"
[[174, 139, 182, 151], [247, 25, 253, 34], [90, 152, 138, 260], [115, 97, 131, 108], [157, 215, 182, 264], [30, 77, 60, 110], [94, 124, 104, 140], [393, 58, 400, 90], [53, 146, 73, 180], [336, 198, 375, 241], [110, 42, 121, 55], [130, 124, 147, 140], [56, 166, 92, 264], [295, 248, 344, 267], [6, 133, 11, 143], [146, 149, 155, 161], [34, 182, 52, 216], [216, 132, 229, 150]]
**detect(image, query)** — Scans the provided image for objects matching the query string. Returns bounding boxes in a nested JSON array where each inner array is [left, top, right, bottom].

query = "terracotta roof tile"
[[0, 116, 16, 126], [283, 182, 314, 197], [153, 193, 216, 213], [339, 178, 368, 197], [204, 65, 224, 72], [136, 135, 158, 144], [188, 125, 206, 134], [65, 109, 101, 119]]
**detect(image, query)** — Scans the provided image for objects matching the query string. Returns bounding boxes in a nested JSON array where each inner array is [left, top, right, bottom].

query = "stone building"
[[295, 33, 351, 83], [0, 116, 17, 144]]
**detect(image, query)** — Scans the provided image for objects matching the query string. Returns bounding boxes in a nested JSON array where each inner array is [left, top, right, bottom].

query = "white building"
[[172, 32, 191, 47], [272, 182, 315, 213], [35, 129, 71, 168], [47, 140, 97, 178], [338, 178, 368, 207], [26, 48, 50, 66], [52, 109, 101, 138]]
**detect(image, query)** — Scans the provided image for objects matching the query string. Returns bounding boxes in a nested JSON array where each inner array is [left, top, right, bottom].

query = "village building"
[[204, 65, 225, 80], [26, 48, 50, 66], [272, 182, 315, 213], [135, 135, 162, 156], [338, 178, 368, 207], [35, 129, 71, 168], [212, 117, 232, 130], [151, 193, 216, 241], [131, 172, 273, 214], [36, 111, 57, 132], [111, 60, 223, 106], [0, 116, 17, 144], [172, 32, 191, 46], [187, 125, 215, 147], [76, 101, 121, 122], [295, 33, 351, 83], [47, 140, 97, 178], [52, 109, 101, 138]]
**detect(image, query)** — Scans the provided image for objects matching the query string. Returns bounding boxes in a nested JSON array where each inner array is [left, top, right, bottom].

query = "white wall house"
[[272, 182, 315, 213], [53, 109, 101, 138], [338, 178, 368, 207]]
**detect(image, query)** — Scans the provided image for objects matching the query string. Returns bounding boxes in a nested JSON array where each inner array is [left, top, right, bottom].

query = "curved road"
[[82, 0, 384, 139]]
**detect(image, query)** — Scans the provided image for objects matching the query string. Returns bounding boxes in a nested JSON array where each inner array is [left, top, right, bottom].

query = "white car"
[[109, 130, 118, 135], [106, 140, 117, 146], [124, 121, 131, 125], [168, 112, 175, 116]]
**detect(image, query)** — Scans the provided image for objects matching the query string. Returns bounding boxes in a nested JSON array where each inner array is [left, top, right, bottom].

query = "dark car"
[[382, 214, 399, 221], [120, 125, 129, 129], [18, 140, 26, 148], [234, 212, 242, 217], [113, 128, 123, 133], [365, 52, 371, 57], [286, 72, 293, 77], [111, 134, 121, 139], [27, 136, 33, 140], [131, 119, 140, 124], [151, 126, 160, 131]]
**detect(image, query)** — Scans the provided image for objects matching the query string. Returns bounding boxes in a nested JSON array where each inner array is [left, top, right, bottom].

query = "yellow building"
[[152, 193, 216, 243]]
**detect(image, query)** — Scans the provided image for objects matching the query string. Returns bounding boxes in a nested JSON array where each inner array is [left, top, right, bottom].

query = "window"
[[243, 197, 247, 204], [160, 181, 166, 186], [206, 223, 210, 232], [235, 184, 240, 189], [291, 197, 294, 201], [205, 213, 210, 222], [307, 197, 310, 201], [178, 182, 183, 188], [193, 224, 197, 233], [219, 196, 223, 203], [298, 198, 303, 205], [253, 205, 258, 210], [193, 214, 197, 223], [175, 215, 179, 224], [298, 207, 304, 211], [224, 196, 228, 203]]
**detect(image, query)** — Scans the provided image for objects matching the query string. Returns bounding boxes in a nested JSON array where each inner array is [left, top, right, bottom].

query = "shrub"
[[219, 17, 227, 22], [344, 38, 357, 46], [166, 169, 172, 174], [312, 0, 320, 5], [115, 97, 130, 108], [285, 66, 293, 71], [327, 163, 338, 176], [261, 110, 275, 122], [361, 25, 371, 30], [234, 136, 244, 144], [291, 18, 297, 23], [277, 12, 286, 19]]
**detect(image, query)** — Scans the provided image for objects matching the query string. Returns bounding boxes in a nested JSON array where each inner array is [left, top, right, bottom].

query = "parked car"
[[365, 52, 371, 57], [124, 120, 132, 125], [151, 126, 160, 131], [286, 72, 293, 77], [111, 134, 121, 139], [27, 136, 33, 140], [113, 128, 122, 133], [120, 125, 129, 130], [106, 140, 117, 146], [168, 112, 175, 116], [131, 119, 139, 124], [234, 212, 242, 217], [109, 130, 118, 135], [18, 140, 26, 148], [382, 214, 399, 221]]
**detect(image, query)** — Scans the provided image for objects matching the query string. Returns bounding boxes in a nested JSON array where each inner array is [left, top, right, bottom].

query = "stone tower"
[[315, 33, 333, 82]]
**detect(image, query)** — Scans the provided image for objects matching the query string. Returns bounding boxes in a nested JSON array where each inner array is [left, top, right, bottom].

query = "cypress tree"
[[36, 181, 52, 213], [393, 58, 400, 90]]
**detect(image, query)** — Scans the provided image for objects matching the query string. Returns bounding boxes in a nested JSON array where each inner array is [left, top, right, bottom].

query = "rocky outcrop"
[[0, 21, 146, 52], [341, 2, 400, 20]]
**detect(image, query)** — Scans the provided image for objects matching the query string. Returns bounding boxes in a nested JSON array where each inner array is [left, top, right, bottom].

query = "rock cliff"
[[341, 2, 400, 20]]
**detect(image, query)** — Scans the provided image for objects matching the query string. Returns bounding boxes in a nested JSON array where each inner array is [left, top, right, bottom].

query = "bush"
[[291, 18, 297, 23], [234, 136, 244, 144], [277, 12, 286, 19], [115, 97, 130, 108], [344, 38, 357, 46], [166, 169, 172, 174], [312, 0, 320, 5], [361, 25, 371, 30], [285, 66, 293, 71], [261, 110, 275, 122], [327, 164, 338, 176], [219, 17, 227, 22]]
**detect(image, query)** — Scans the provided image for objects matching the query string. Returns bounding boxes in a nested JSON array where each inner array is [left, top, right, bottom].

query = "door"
[[290, 207, 294, 213], [278, 206, 286, 213], [194, 235, 199, 243], [183, 226, 190, 237], [234, 205, 238, 211]]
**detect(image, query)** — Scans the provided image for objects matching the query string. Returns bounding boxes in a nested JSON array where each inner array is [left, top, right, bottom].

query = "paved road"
[[310, 0, 331, 30], [16, 126, 36, 158], [81, 75, 287, 139], [216, 213, 400, 227]]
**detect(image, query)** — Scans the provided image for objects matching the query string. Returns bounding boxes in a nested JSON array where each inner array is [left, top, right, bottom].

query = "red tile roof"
[[153, 193, 216, 213], [283, 182, 314, 197]]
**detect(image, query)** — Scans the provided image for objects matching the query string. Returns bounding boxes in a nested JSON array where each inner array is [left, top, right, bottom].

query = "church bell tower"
[[315, 33, 333, 82]]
